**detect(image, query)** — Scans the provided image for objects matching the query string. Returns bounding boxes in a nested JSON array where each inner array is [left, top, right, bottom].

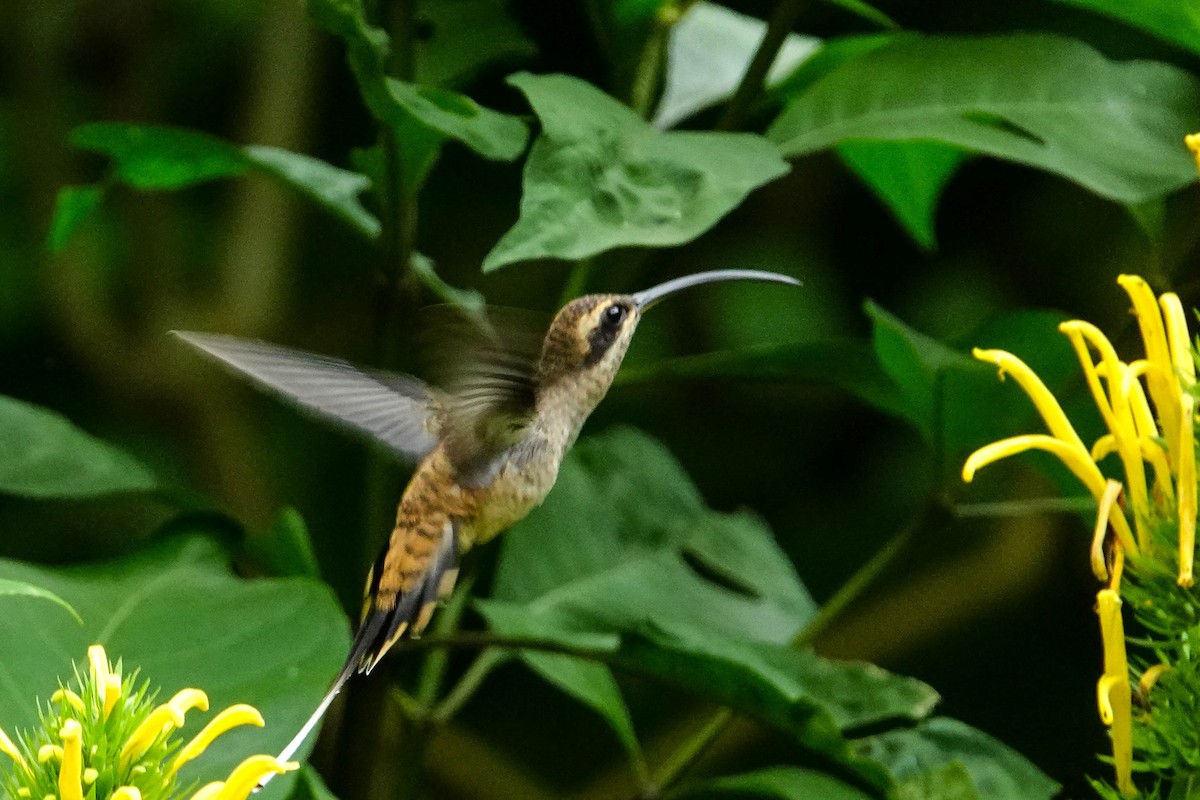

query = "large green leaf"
[[769, 33, 1200, 204], [61, 124, 380, 241], [682, 766, 874, 799], [0, 395, 158, 499], [0, 535, 350, 797], [413, 0, 536, 87], [837, 140, 970, 249], [1050, 0, 1200, 58], [854, 718, 1060, 800], [482, 73, 790, 271], [0, 579, 81, 624]]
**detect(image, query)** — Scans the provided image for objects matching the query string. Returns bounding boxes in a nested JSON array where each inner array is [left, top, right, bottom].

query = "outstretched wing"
[[172, 331, 439, 462]]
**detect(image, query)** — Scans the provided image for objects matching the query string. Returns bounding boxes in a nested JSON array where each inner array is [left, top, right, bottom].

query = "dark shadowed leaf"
[[894, 761, 981, 800], [1049, 0, 1200, 58], [837, 140, 969, 249], [414, 0, 537, 87], [0, 579, 81, 624], [246, 506, 322, 579], [47, 184, 104, 253], [0, 395, 158, 499], [71, 123, 248, 189], [409, 253, 487, 322], [769, 34, 1200, 204], [0, 535, 350, 799], [682, 766, 875, 799], [855, 718, 1059, 800], [483, 73, 790, 271]]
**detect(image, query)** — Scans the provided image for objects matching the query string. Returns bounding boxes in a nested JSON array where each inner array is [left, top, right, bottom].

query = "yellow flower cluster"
[[0, 645, 297, 800], [962, 274, 1198, 797]]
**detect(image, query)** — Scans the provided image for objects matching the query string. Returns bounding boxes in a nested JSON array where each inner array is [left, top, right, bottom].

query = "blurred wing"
[[173, 331, 439, 462], [420, 308, 545, 482]]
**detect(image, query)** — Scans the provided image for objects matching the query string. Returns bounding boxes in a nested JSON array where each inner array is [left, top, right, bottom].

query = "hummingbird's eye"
[[603, 304, 626, 327]]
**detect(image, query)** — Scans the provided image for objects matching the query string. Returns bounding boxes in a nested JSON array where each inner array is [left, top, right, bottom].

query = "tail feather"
[[257, 523, 460, 789]]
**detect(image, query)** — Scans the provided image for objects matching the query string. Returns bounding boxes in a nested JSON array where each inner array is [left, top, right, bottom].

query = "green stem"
[[429, 649, 507, 725], [715, 0, 807, 131], [629, 17, 669, 119], [643, 501, 941, 797]]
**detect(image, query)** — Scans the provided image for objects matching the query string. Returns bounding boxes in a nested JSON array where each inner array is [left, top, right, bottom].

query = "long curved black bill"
[[632, 269, 801, 311]]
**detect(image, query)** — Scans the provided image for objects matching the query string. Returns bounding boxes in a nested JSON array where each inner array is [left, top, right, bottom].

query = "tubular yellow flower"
[[50, 690, 85, 716], [120, 704, 186, 766], [0, 726, 31, 776], [1060, 321, 1151, 539], [1091, 481, 1124, 581], [213, 755, 297, 800], [58, 720, 83, 800], [36, 745, 63, 763], [1187, 132, 1200, 170], [1096, 588, 1134, 797], [2, 645, 299, 800], [1161, 292, 1197, 586], [168, 704, 264, 778], [972, 348, 1089, 451], [1120, 275, 1181, 459], [1138, 663, 1172, 698], [87, 646, 115, 719]]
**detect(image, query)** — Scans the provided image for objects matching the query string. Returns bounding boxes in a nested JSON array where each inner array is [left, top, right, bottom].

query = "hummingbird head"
[[535, 269, 801, 411]]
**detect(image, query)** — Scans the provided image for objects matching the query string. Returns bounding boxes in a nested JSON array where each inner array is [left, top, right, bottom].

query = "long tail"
[[258, 525, 459, 789]]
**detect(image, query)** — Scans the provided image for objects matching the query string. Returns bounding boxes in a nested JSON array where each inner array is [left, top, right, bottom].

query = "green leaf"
[[0, 395, 158, 499], [369, 79, 528, 162], [769, 33, 1200, 204], [837, 140, 969, 249], [491, 427, 814, 639], [66, 123, 380, 238], [0, 579, 82, 624], [0, 535, 350, 795], [292, 764, 343, 800], [243, 145, 380, 239], [865, 301, 984, 443], [479, 427, 814, 774], [483, 73, 790, 271], [477, 602, 644, 778], [409, 253, 487, 322], [307, 0, 528, 162], [414, 0, 537, 87], [1049, 0, 1200, 58], [684, 766, 875, 799], [246, 507, 322, 579], [855, 718, 1060, 800], [654, 2, 821, 130], [895, 761, 982, 800], [71, 123, 249, 189], [821, 0, 899, 29], [47, 184, 104, 254]]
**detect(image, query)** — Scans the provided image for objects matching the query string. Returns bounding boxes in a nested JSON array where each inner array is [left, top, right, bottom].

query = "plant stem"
[[642, 501, 941, 797], [429, 649, 506, 725], [715, 0, 807, 131], [415, 569, 479, 709]]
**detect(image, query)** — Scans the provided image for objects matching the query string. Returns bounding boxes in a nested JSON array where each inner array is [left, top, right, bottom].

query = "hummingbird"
[[173, 268, 799, 774]]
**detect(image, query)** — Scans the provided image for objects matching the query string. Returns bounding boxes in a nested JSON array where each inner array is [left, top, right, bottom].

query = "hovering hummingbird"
[[174, 268, 799, 774]]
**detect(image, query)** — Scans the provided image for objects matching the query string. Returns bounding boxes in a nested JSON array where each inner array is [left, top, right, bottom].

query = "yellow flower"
[[963, 274, 1200, 796], [0, 645, 297, 800], [1187, 132, 1200, 172]]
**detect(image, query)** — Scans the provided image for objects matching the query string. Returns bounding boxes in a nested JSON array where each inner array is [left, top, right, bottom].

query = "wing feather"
[[172, 331, 438, 461]]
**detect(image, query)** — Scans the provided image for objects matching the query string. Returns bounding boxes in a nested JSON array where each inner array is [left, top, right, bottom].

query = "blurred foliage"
[[2, 0, 1199, 798]]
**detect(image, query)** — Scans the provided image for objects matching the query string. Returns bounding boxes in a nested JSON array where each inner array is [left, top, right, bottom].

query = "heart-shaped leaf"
[[483, 73, 790, 271]]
